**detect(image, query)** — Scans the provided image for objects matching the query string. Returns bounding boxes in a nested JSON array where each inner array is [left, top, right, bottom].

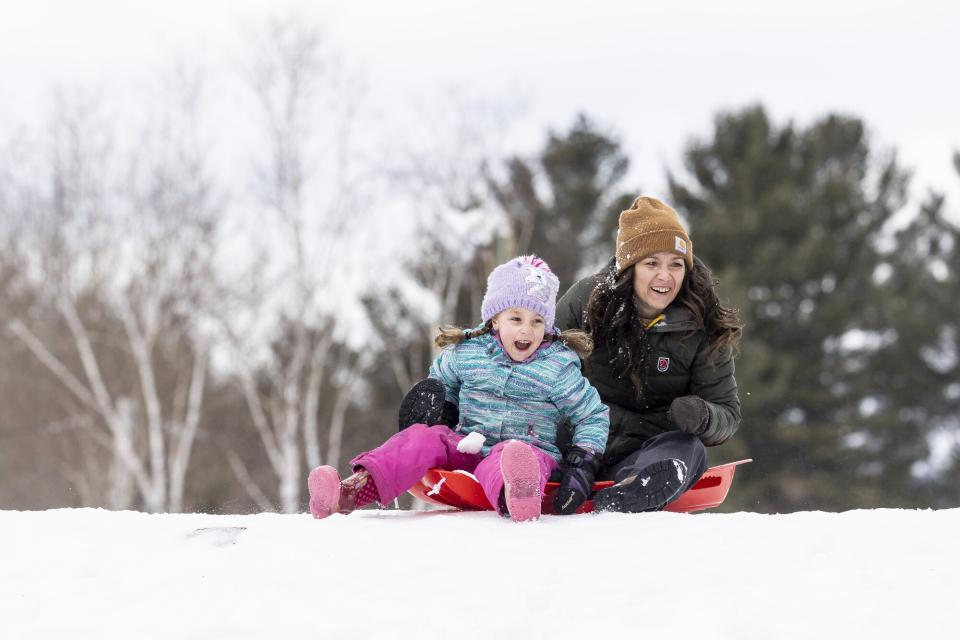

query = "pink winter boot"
[[337, 469, 380, 513], [308, 466, 381, 519], [307, 466, 341, 519], [500, 440, 542, 522]]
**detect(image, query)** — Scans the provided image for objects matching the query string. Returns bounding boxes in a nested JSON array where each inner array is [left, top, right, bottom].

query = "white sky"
[[2, 0, 959, 207]]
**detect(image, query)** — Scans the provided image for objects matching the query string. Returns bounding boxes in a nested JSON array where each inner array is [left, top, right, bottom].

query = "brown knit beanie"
[[615, 196, 693, 273]]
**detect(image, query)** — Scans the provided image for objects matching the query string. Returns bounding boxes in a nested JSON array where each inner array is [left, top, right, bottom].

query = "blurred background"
[[1, 0, 957, 514]]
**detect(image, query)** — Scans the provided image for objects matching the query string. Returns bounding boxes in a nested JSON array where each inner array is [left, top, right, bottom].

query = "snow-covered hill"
[[2, 507, 957, 639]]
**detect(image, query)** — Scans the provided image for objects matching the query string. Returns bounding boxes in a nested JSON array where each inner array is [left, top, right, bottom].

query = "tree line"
[[1, 22, 957, 514]]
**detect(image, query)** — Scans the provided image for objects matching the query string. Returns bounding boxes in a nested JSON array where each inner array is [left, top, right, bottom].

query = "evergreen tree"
[[669, 105, 930, 511], [487, 114, 635, 289], [860, 164, 960, 508]]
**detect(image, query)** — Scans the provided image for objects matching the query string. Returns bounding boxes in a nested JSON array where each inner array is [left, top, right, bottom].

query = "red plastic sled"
[[408, 459, 752, 514]]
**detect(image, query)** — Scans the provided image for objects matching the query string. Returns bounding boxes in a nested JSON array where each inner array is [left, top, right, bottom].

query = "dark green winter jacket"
[[556, 269, 741, 467]]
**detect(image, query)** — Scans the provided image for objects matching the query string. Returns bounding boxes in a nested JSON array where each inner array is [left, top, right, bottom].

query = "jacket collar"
[[646, 305, 700, 333]]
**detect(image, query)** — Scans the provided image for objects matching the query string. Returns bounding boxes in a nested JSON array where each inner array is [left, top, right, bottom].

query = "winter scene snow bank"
[[2, 507, 957, 639]]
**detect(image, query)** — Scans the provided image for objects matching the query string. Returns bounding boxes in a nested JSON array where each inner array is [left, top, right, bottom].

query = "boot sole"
[[398, 379, 445, 431], [500, 441, 541, 522], [594, 459, 687, 513], [307, 466, 341, 519]]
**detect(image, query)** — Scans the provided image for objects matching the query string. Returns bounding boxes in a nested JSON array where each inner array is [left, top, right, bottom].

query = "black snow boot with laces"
[[593, 458, 688, 513], [397, 378, 458, 431]]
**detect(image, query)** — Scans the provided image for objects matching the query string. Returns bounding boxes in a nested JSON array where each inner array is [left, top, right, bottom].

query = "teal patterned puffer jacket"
[[428, 331, 609, 463]]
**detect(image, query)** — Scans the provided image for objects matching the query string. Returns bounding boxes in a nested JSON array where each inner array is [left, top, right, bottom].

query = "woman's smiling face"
[[632, 251, 687, 317], [492, 307, 547, 362]]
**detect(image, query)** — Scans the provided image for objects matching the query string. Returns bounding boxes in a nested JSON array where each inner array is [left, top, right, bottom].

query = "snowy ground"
[[2, 507, 957, 639]]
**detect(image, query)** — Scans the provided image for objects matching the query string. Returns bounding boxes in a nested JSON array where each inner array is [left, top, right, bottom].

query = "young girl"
[[307, 255, 609, 522]]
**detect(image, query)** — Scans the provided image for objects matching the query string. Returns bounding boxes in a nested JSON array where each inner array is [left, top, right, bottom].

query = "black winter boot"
[[593, 458, 688, 513], [398, 378, 458, 431]]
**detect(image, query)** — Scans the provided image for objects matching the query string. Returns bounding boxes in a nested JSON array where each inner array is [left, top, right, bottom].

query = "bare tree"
[[6, 74, 219, 512], [373, 91, 519, 393], [213, 16, 369, 513]]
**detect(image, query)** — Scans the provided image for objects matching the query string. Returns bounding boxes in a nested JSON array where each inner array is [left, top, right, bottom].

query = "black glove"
[[552, 446, 602, 515], [439, 399, 459, 429], [668, 395, 709, 436]]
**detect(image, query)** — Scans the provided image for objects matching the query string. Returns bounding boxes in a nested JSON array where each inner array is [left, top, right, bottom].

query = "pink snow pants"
[[350, 424, 558, 512]]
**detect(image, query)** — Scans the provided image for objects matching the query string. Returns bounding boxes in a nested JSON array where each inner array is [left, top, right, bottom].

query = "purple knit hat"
[[481, 255, 560, 327]]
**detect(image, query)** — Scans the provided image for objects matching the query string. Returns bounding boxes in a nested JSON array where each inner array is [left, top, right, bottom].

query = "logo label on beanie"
[[657, 357, 670, 372], [675, 236, 688, 255]]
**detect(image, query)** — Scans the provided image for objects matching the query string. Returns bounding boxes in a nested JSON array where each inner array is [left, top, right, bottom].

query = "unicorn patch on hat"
[[524, 265, 552, 303]]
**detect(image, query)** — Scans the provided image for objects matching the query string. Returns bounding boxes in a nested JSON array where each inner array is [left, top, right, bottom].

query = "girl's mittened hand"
[[668, 395, 709, 435], [552, 446, 601, 515], [456, 431, 486, 454]]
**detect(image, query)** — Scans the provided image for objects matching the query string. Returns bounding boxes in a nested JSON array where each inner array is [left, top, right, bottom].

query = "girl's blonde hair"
[[434, 322, 594, 359]]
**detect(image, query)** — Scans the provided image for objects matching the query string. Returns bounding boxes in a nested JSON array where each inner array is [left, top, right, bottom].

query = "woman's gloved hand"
[[552, 446, 602, 515], [668, 395, 709, 436]]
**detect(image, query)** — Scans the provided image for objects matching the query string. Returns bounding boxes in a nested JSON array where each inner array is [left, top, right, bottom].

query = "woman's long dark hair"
[[584, 258, 742, 399]]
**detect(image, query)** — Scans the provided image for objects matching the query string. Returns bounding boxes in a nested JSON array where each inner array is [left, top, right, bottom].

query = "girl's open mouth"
[[514, 340, 532, 351]]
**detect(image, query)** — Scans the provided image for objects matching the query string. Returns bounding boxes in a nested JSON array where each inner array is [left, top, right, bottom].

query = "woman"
[[551, 196, 742, 514]]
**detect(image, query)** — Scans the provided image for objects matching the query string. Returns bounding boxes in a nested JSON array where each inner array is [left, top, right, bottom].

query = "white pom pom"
[[456, 431, 486, 454]]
